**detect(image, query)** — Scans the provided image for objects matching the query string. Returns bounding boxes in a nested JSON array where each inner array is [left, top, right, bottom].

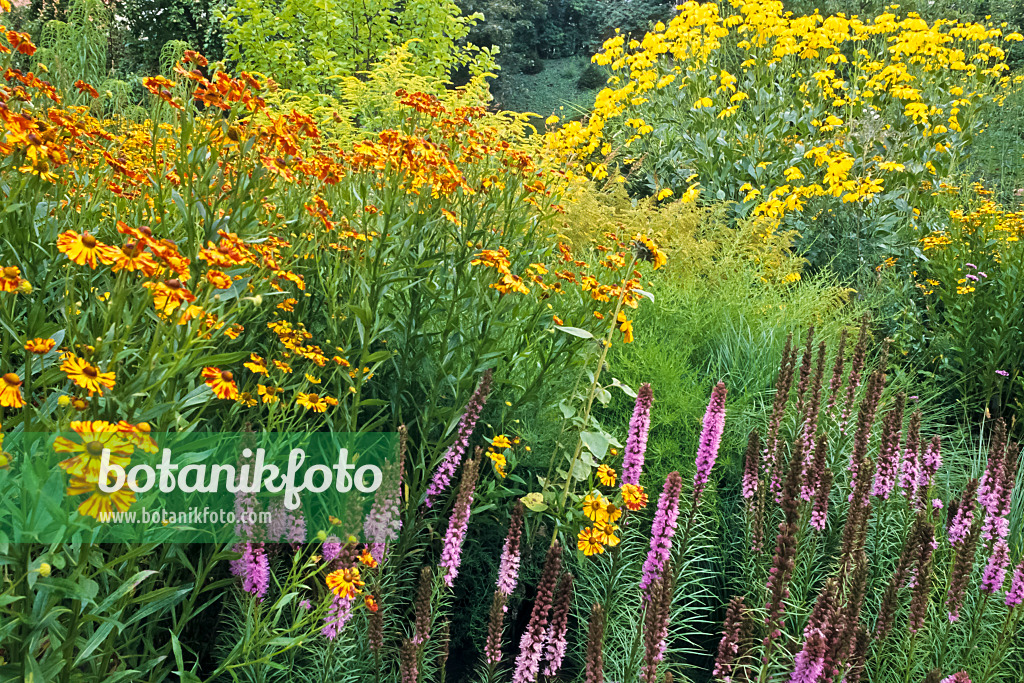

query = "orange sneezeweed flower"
[[0, 266, 26, 292], [325, 566, 364, 599], [73, 80, 99, 98], [25, 338, 56, 354], [202, 367, 239, 400], [111, 241, 159, 275], [61, 353, 116, 396], [597, 464, 616, 487], [117, 420, 158, 454], [57, 231, 119, 268], [621, 483, 648, 511], [205, 269, 233, 289], [0, 373, 25, 408], [143, 279, 196, 315]]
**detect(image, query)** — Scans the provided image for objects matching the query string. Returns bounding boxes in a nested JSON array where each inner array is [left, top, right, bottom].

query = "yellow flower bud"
[[38, 563, 51, 577]]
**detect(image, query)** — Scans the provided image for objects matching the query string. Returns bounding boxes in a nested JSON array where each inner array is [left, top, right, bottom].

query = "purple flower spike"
[[439, 456, 481, 587], [1006, 555, 1024, 608], [640, 472, 683, 600], [693, 382, 727, 506], [622, 383, 654, 487], [425, 370, 493, 507], [497, 502, 525, 596], [790, 629, 828, 683], [981, 540, 1011, 594]]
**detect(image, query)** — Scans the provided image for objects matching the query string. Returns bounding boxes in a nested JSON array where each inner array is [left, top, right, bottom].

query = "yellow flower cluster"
[[546, 0, 1022, 223]]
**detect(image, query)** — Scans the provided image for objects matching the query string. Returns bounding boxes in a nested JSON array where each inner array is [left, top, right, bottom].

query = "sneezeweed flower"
[[616, 311, 634, 343], [24, 338, 56, 354], [622, 483, 649, 510], [0, 373, 25, 408], [326, 566, 364, 599], [0, 266, 27, 292], [597, 464, 616, 486], [296, 392, 338, 412], [111, 241, 158, 275], [205, 269, 233, 289], [577, 527, 605, 556], [66, 473, 136, 519], [143, 279, 196, 316], [595, 522, 620, 547], [61, 353, 116, 396], [631, 234, 666, 269], [583, 493, 609, 522], [244, 353, 268, 375], [257, 384, 280, 404], [57, 230, 118, 268], [54, 420, 132, 479], [202, 367, 239, 400]]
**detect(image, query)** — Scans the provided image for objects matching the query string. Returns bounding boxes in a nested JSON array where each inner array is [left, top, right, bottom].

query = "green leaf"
[[554, 325, 594, 339], [580, 431, 611, 461], [521, 492, 547, 512]]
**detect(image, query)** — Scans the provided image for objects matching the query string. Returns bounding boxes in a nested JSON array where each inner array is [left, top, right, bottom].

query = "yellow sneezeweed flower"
[[582, 493, 609, 523], [578, 527, 605, 556]]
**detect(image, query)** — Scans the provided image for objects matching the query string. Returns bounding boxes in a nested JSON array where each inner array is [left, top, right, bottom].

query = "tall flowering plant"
[[719, 326, 1024, 683]]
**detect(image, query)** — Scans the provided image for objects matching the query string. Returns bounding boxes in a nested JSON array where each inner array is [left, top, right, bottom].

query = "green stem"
[[553, 255, 638, 540]]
